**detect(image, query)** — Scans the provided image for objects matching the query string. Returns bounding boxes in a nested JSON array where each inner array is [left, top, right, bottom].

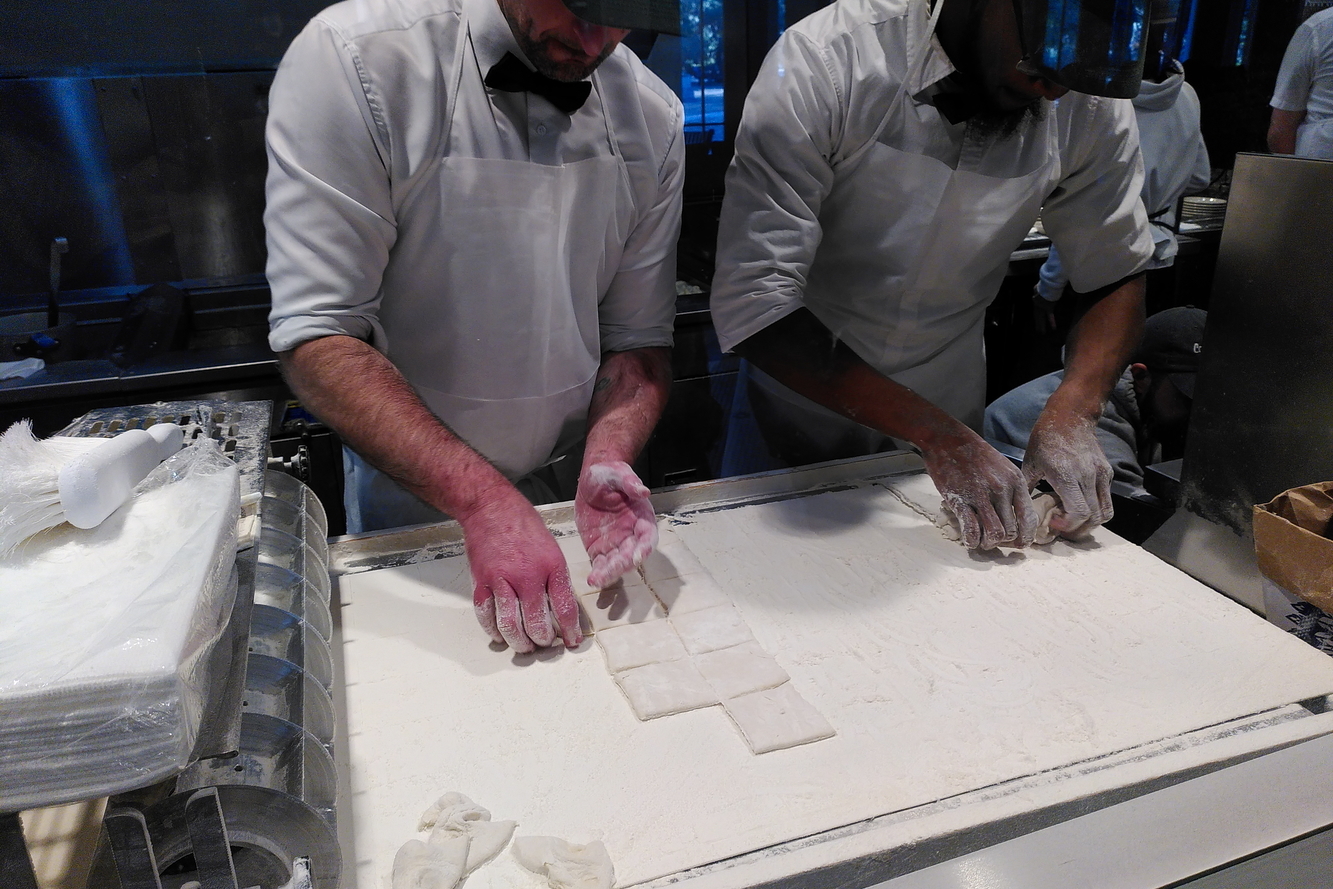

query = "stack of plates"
[[1180, 196, 1228, 228], [0, 449, 240, 811]]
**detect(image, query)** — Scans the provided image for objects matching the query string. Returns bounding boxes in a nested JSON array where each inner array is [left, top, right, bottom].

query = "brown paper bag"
[[1253, 482, 1333, 614]]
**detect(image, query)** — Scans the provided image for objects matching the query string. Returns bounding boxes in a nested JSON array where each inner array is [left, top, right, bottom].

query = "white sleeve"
[[1272, 22, 1316, 111], [708, 31, 842, 353], [265, 18, 397, 354], [1040, 97, 1153, 294], [598, 95, 684, 354]]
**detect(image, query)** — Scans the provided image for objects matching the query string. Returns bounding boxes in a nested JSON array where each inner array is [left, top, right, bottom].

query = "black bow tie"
[[485, 52, 592, 114]]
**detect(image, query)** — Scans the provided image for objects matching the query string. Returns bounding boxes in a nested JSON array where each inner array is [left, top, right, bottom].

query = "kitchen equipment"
[[332, 453, 1333, 889]]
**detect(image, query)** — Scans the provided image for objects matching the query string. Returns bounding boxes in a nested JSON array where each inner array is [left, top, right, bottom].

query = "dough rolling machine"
[[1, 400, 343, 889], [327, 452, 1333, 889]]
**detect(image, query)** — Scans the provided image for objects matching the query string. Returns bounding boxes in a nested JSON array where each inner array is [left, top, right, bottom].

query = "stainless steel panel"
[[1180, 152, 1333, 533]]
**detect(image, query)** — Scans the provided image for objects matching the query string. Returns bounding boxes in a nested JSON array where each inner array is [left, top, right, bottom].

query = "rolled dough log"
[[596, 619, 688, 672], [669, 604, 756, 655], [512, 836, 615, 889], [724, 682, 836, 754], [614, 659, 717, 719], [693, 642, 790, 700]]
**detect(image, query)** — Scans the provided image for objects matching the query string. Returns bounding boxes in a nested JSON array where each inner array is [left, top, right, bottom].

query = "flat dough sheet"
[[337, 476, 1333, 889]]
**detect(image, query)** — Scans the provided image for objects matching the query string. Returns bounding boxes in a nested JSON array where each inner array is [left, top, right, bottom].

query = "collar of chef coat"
[[469, 0, 541, 78], [905, 0, 960, 105]]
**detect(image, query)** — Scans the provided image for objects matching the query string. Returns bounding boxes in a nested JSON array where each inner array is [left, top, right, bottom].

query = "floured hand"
[[921, 430, 1038, 550], [575, 461, 657, 588], [461, 488, 582, 652], [1022, 412, 1113, 537]]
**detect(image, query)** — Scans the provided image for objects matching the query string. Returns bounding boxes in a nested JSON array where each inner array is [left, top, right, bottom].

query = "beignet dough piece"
[[724, 682, 836, 754], [614, 659, 717, 719]]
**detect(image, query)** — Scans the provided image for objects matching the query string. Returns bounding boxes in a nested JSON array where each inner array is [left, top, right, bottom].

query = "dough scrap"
[[670, 604, 755, 655], [647, 572, 730, 615], [579, 578, 665, 631], [614, 659, 717, 719], [596, 619, 687, 672], [511, 836, 615, 889], [724, 682, 835, 754], [417, 792, 516, 874], [393, 836, 470, 889], [693, 642, 790, 700]]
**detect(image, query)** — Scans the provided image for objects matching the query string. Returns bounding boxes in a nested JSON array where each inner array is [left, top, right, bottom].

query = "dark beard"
[[968, 96, 1047, 141], [515, 32, 616, 82]]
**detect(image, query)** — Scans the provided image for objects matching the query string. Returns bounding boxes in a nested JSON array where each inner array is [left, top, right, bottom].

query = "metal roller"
[[100, 784, 340, 889], [242, 653, 336, 748], [253, 562, 333, 641], [248, 605, 333, 690]]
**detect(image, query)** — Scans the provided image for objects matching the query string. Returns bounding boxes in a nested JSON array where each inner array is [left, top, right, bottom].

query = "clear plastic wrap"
[[0, 438, 241, 811]]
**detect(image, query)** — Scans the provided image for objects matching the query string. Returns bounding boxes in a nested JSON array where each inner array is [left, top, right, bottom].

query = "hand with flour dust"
[[1022, 410, 1113, 539], [459, 487, 582, 653], [920, 428, 1038, 550], [575, 461, 658, 588]]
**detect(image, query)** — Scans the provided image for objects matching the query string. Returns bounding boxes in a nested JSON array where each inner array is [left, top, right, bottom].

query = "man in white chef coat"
[[1269, 7, 1333, 159], [710, 0, 1156, 550], [265, 0, 684, 652]]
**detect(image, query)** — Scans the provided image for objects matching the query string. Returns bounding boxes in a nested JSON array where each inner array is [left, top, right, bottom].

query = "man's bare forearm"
[[279, 335, 512, 521], [734, 308, 971, 452], [1046, 274, 1146, 422], [582, 347, 673, 469], [1268, 108, 1303, 154]]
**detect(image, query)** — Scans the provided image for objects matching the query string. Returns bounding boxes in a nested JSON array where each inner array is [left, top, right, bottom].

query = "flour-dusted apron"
[[346, 48, 635, 532], [754, 0, 1063, 458]]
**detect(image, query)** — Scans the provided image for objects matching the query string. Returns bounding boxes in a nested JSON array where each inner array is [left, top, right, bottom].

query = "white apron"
[[346, 45, 634, 532], [755, 0, 1062, 451]]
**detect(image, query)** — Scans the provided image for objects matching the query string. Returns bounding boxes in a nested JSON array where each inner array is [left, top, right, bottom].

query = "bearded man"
[[710, 0, 1155, 549]]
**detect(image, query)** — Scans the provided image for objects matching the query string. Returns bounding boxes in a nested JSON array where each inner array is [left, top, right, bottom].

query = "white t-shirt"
[[1272, 8, 1333, 123]]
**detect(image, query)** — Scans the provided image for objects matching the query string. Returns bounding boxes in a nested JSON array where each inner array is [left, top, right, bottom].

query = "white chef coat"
[[1038, 65, 1211, 300], [710, 0, 1153, 429], [264, 0, 683, 528], [1271, 7, 1333, 159]]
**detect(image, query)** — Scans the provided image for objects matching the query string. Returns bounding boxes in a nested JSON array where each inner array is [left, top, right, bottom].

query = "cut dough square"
[[565, 559, 599, 596], [579, 578, 665, 631], [724, 682, 836, 754], [670, 604, 755, 654], [639, 538, 707, 583], [693, 642, 790, 699], [614, 660, 718, 719], [596, 621, 688, 672], [649, 572, 730, 615], [556, 534, 589, 563]]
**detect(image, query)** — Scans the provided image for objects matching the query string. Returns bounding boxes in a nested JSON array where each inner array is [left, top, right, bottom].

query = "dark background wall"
[[0, 0, 1320, 305]]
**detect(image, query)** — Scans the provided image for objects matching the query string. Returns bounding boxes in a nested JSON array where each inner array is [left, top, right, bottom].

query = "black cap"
[[1138, 307, 1206, 399], [1015, 0, 1150, 98], [562, 0, 680, 35]]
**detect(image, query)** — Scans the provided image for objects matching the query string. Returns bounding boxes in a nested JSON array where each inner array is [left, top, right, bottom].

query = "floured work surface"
[[337, 471, 1333, 889]]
